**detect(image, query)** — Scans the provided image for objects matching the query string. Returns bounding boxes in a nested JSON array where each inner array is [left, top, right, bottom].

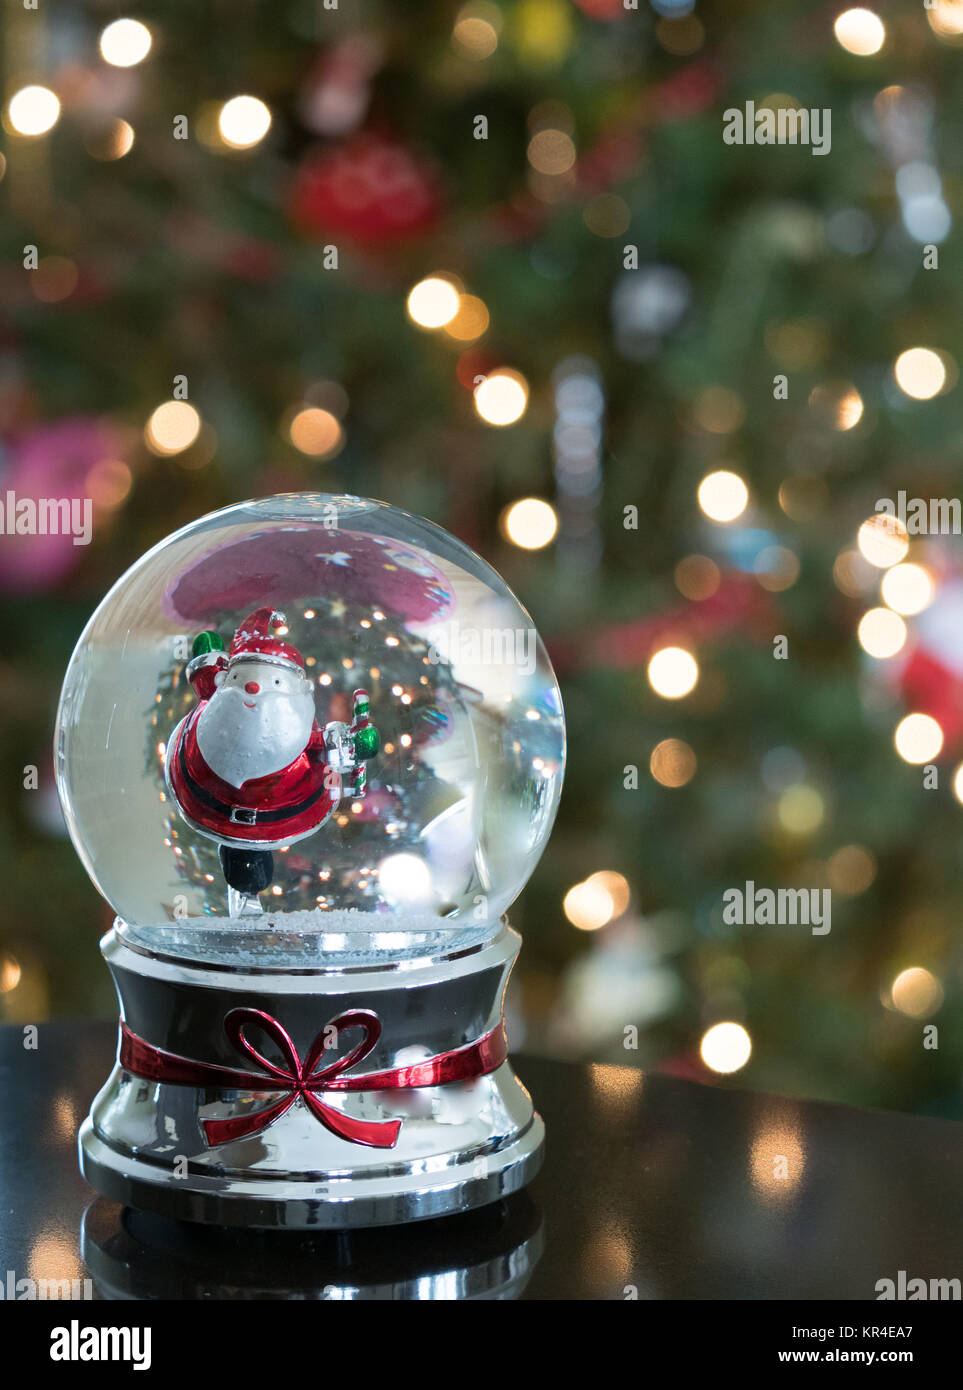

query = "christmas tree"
[[2, 0, 963, 1117]]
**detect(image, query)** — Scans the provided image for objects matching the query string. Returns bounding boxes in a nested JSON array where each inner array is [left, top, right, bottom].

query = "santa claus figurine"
[[166, 607, 379, 916]]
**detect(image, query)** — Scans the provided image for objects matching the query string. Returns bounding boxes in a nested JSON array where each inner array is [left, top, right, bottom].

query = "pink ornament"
[[0, 417, 117, 593]]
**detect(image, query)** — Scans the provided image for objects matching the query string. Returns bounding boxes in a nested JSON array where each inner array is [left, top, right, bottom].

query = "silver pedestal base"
[[79, 922, 544, 1229], [79, 1107, 544, 1230]]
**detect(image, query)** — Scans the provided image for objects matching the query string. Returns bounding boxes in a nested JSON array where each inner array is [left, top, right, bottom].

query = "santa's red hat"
[[228, 607, 305, 672]]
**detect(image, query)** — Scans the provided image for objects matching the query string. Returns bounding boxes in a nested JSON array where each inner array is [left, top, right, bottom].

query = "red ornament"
[[288, 134, 445, 246], [548, 574, 776, 676], [572, 0, 625, 17], [884, 575, 963, 754], [650, 59, 727, 123]]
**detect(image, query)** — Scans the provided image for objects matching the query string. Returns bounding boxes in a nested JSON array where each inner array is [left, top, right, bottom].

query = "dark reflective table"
[[2, 1022, 961, 1299]]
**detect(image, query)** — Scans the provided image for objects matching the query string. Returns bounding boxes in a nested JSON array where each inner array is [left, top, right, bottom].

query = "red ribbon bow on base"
[[120, 1007, 507, 1150]]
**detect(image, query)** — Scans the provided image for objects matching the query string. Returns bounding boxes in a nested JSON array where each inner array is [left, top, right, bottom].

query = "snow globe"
[[57, 493, 564, 1227]]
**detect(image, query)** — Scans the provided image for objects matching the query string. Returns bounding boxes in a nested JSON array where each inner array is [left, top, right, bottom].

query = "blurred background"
[[2, 0, 963, 1118]]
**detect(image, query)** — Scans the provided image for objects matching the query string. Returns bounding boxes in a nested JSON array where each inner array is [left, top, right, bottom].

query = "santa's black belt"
[[178, 736, 330, 824]]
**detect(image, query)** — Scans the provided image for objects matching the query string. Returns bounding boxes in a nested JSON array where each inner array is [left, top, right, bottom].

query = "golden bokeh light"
[[288, 407, 343, 458], [674, 554, 720, 601], [697, 469, 748, 523], [85, 118, 135, 160], [650, 738, 697, 787], [834, 548, 877, 597], [894, 713, 943, 764], [406, 276, 461, 329], [857, 515, 909, 568], [880, 562, 934, 616], [99, 18, 152, 67], [809, 381, 864, 430], [6, 85, 60, 136], [857, 607, 907, 658], [527, 128, 576, 175], [836, 387, 864, 429], [894, 347, 947, 400], [474, 368, 529, 426], [500, 497, 557, 549], [145, 401, 201, 456], [584, 870, 630, 919], [833, 8, 885, 56], [647, 647, 699, 700], [452, 6, 501, 59], [827, 844, 877, 895], [0, 952, 21, 994], [700, 1022, 752, 1074], [218, 95, 272, 149], [928, 0, 963, 37], [890, 967, 944, 1019], [443, 294, 490, 342], [85, 458, 133, 509], [563, 878, 616, 931]]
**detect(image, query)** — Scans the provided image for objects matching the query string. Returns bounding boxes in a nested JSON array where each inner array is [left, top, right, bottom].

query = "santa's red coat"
[[166, 704, 339, 849]]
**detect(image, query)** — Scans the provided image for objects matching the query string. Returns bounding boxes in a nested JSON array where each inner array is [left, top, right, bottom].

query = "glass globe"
[[56, 494, 565, 966]]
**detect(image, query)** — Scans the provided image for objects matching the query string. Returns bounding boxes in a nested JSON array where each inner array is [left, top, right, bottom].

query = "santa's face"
[[196, 658, 316, 788]]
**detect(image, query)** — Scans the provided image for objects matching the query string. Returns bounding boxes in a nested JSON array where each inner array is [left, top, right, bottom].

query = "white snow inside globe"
[[55, 494, 565, 966]]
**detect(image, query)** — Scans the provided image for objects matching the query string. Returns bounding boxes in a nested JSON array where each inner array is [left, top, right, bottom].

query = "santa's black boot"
[[218, 845, 274, 897]]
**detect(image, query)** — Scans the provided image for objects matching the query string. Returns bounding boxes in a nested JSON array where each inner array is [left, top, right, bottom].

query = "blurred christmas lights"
[[475, 369, 529, 426], [880, 563, 934, 616], [288, 407, 343, 458], [833, 8, 885, 56], [857, 515, 908, 568], [857, 607, 907, 658], [501, 498, 558, 549], [697, 470, 748, 523], [647, 647, 699, 699], [406, 276, 461, 329], [99, 19, 152, 67], [894, 713, 943, 764], [650, 738, 697, 787], [6, 86, 60, 136], [218, 95, 272, 149], [145, 402, 201, 456], [700, 1022, 752, 1074], [894, 348, 947, 400]]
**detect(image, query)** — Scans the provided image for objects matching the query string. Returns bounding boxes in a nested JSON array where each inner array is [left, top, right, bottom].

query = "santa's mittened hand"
[[187, 630, 228, 701], [192, 630, 225, 658], [353, 722, 380, 760]]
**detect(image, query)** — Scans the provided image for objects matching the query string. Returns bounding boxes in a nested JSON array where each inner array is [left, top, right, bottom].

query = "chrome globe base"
[[78, 922, 544, 1229]]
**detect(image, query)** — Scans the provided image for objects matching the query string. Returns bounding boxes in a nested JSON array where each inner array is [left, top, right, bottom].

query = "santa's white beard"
[[196, 685, 316, 789]]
